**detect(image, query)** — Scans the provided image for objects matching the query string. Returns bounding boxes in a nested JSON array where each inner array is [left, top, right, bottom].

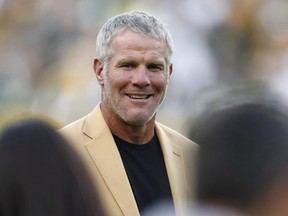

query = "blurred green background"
[[1, 0, 288, 134]]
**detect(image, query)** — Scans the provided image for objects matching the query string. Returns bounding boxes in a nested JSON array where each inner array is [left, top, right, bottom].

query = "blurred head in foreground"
[[190, 102, 288, 216], [0, 119, 105, 216]]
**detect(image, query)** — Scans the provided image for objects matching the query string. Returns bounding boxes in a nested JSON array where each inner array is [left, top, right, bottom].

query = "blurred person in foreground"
[[59, 10, 198, 216], [0, 119, 105, 216], [189, 101, 288, 216]]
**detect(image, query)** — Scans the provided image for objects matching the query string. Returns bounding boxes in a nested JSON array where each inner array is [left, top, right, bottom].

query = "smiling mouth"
[[127, 94, 151, 99]]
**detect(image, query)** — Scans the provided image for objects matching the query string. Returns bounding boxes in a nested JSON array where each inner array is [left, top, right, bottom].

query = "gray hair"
[[95, 11, 174, 65]]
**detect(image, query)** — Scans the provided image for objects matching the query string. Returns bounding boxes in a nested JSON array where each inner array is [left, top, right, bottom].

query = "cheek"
[[104, 73, 128, 96], [152, 74, 169, 91]]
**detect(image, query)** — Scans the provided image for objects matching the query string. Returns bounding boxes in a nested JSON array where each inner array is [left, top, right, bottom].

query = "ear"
[[169, 63, 173, 76], [93, 58, 104, 86]]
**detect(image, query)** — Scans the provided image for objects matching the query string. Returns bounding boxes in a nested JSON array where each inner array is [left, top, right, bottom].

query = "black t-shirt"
[[113, 134, 174, 214]]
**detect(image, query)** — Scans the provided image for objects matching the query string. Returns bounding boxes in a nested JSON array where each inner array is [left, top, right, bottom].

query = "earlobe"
[[94, 58, 104, 85]]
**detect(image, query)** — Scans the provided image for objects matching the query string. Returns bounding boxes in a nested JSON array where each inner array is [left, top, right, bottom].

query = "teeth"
[[128, 95, 149, 99]]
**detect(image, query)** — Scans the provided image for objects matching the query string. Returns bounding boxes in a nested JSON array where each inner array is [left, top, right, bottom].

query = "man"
[[60, 11, 198, 216], [189, 101, 288, 216]]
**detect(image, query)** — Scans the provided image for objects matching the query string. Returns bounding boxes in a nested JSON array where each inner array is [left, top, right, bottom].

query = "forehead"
[[109, 30, 167, 58]]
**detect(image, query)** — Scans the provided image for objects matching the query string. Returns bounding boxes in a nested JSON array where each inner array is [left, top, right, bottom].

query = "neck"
[[113, 123, 155, 144], [101, 104, 156, 144]]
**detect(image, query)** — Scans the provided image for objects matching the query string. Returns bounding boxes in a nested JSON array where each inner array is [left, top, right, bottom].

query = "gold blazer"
[[59, 103, 198, 216]]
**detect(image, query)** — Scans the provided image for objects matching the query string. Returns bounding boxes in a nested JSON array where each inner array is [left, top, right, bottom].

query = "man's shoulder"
[[59, 115, 86, 134], [155, 121, 198, 147], [58, 115, 89, 144], [59, 104, 102, 138]]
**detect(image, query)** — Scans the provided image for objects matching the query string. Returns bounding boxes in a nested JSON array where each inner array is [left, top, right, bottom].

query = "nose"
[[131, 66, 151, 87]]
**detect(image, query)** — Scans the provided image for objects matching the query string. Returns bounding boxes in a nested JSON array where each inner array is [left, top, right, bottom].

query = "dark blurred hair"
[[0, 119, 105, 216], [189, 102, 288, 206]]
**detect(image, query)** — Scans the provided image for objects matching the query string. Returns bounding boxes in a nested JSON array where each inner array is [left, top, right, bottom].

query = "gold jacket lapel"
[[155, 122, 191, 215], [83, 105, 139, 216]]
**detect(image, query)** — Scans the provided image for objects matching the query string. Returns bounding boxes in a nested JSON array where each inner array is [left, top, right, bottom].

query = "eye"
[[122, 64, 132, 68], [147, 63, 164, 72], [120, 62, 135, 70]]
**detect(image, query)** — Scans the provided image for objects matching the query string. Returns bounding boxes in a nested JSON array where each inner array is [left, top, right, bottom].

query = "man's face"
[[98, 30, 172, 126]]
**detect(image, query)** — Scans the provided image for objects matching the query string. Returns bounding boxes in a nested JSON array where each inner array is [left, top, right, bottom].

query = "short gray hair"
[[95, 11, 174, 65]]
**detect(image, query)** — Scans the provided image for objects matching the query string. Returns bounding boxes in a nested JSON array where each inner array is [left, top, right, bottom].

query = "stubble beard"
[[104, 83, 166, 127], [109, 92, 159, 126]]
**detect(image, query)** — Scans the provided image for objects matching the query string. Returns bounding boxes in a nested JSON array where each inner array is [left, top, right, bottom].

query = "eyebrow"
[[116, 59, 137, 66], [148, 61, 165, 65]]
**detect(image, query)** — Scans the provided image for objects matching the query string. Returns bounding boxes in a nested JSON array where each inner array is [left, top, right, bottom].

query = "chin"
[[123, 115, 154, 126]]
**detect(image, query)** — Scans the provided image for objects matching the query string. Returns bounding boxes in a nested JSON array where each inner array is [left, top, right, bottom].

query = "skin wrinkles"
[[94, 30, 173, 144]]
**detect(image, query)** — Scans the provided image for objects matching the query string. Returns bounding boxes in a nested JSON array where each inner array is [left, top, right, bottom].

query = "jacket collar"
[[155, 122, 188, 214]]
